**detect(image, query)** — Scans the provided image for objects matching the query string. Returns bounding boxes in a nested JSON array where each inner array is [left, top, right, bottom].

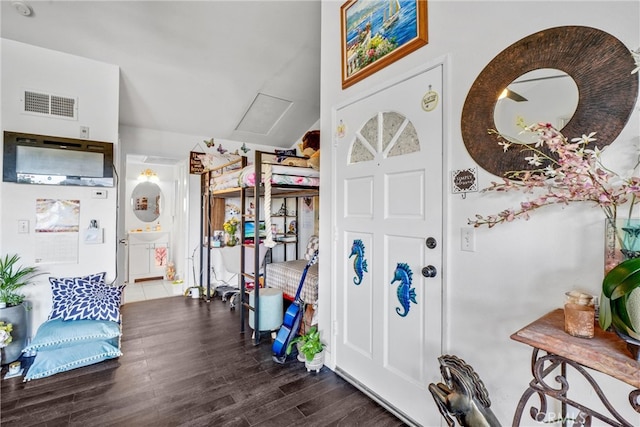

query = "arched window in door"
[[349, 111, 420, 164]]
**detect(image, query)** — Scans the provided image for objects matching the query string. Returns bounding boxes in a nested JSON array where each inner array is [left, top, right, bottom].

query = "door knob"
[[426, 237, 437, 249], [422, 265, 437, 278]]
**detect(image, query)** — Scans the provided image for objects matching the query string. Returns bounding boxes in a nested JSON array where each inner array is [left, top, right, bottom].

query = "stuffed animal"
[[303, 147, 320, 170], [280, 156, 308, 167], [302, 130, 320, 151]]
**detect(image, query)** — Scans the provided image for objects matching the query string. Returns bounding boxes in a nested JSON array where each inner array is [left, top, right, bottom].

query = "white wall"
[[320, 0, 639, 423], [0, 39, 120, 335]]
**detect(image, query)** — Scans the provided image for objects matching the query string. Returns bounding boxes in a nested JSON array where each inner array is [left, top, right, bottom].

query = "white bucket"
[[191, 288, 200, 299]]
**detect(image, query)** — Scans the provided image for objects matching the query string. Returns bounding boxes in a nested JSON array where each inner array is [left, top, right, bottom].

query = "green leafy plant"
[[0, 254, 43, 307], [183, 285, 204, 297], [600, 257, 640, 340], [286, 326, 325, 362]]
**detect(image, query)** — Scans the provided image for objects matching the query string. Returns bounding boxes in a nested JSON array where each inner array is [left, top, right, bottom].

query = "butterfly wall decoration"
[[217, 144, 228, 155], [204, 138, 215, 148]]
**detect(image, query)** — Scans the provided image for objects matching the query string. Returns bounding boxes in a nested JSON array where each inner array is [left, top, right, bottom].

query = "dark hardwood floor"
[[1, 296, 405, 426]]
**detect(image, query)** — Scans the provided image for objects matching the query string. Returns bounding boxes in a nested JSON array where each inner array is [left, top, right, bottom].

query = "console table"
[[511, 309, 640, 427]]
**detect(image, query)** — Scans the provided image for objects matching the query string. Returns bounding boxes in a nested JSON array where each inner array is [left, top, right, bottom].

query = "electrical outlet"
[[461, 227, 475, 252], [80, 126, 90, 139], [92, 189, 107, 199]]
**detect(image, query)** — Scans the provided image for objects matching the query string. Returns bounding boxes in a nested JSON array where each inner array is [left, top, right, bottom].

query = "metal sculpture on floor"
[[428, 354, 501, 427]]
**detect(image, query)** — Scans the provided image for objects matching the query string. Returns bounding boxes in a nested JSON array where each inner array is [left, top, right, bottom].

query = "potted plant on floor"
[[0, 254, 43, 364], [183, 285, 203, 299], [286, 325, 325, 373]]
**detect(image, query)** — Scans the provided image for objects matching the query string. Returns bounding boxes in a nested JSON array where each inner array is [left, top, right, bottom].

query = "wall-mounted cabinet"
[[128, 232, 169, 282]]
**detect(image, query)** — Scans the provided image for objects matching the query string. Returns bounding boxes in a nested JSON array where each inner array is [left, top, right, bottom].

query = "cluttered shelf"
[[199, 148, 319, 345]]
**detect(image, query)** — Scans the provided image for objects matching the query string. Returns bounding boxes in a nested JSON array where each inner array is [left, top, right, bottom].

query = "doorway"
[[123, 154, 188, 297]]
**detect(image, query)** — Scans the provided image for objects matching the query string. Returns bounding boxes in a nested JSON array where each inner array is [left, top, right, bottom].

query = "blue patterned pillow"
[[23, 318, 121, 353], [48, 272, 106, 320], [62, 279, 124, 323], [24, 340, 121, 381]]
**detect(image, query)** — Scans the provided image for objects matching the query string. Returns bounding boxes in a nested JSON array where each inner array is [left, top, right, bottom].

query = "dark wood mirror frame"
[[461, 26, 639, 178]]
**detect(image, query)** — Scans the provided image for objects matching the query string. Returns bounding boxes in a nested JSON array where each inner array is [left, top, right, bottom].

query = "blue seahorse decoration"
[[349, 239, 368, 285], [391, 263, 416, 317]]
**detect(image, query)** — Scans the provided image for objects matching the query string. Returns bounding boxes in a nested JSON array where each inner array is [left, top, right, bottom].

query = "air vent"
[[235, 93, 292, 135], [22, 90, 77, 120]]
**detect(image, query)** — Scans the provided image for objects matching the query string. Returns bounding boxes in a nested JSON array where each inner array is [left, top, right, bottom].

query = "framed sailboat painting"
[[340, 0, 428, 89]]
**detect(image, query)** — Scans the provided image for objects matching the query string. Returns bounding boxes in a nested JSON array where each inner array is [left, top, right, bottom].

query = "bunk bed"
[[200, 150, 319, 345]]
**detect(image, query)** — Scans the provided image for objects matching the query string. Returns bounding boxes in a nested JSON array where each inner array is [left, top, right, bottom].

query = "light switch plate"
[[18, 220, 29, 234], [461, 227, 475, 252]]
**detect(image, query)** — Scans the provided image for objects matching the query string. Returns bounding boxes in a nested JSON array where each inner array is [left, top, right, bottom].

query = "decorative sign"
[[189, 151, 205, 174], [336, 119, 346, 139], [451, 167, 478, 194], [421, 89, 439, 112]]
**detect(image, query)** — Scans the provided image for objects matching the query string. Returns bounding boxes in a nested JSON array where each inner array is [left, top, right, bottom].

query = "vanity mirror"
[[131, 181, 162, 223], [461, 26, 638, 178]]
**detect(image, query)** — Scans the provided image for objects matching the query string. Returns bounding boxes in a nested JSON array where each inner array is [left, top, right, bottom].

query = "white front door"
[[333, 63, 444, 426]]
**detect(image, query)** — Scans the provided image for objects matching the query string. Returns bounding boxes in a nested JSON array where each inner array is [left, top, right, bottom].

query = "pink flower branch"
[[469, 123, 637, 230]]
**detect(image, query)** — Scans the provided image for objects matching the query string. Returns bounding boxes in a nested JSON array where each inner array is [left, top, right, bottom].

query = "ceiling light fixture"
[[498, 88, 528, 102], [12, 1, 33, 17], [138, 168, 159, 182]]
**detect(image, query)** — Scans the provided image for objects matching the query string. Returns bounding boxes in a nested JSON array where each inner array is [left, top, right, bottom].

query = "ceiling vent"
[[22, 89, 77, 120]]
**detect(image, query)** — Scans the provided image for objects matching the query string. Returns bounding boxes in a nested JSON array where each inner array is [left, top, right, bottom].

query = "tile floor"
[[123, 279, 184, 303]]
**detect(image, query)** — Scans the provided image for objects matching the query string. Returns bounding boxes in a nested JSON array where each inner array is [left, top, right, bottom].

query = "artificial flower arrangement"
[[468, 121, 638, 230], [468, 122, 640, 339], [223, 217, 239, 246], [0, 321, 13, 348]]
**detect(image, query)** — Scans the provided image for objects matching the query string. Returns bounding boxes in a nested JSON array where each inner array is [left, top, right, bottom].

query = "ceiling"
[[1, 0, 321, 149]]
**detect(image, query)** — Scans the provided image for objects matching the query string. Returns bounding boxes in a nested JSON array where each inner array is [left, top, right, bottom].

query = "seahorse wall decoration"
[[391, 262, 416, 317], [348, 239, 368, 285]]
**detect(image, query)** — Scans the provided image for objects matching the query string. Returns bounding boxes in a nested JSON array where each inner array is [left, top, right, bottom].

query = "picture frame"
[[340, 0, 428, 89], [212, 230, 224, 247]]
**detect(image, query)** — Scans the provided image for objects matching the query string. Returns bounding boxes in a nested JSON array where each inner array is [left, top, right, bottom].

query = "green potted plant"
[[600, 257, 640, 360], [0, 254, 43, 364], [184, 285, 204, 299], [286, 325, 325, 373], [0, 254, 42, 308]]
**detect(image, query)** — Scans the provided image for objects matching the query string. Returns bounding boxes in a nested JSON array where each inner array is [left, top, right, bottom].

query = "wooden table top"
[[511, 309, 640, 389]]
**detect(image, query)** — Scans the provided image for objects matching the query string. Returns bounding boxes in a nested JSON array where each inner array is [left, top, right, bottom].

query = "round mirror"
[[494, 69, 579, 145], [461, 26, 638, 178], [131, 181, 162, 223]]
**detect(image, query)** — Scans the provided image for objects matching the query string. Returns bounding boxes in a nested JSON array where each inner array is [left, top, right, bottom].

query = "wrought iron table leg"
[[513, 348, 640, 427]]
